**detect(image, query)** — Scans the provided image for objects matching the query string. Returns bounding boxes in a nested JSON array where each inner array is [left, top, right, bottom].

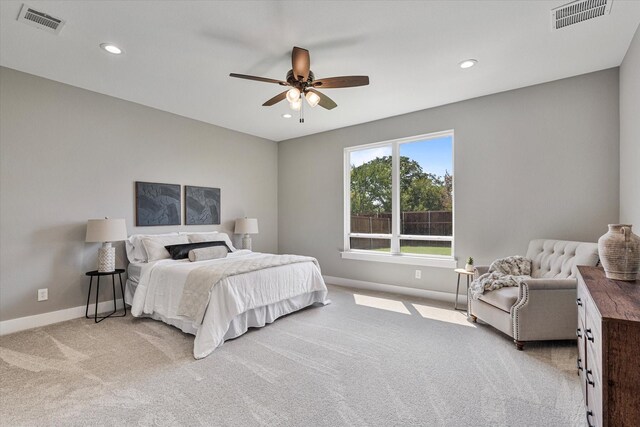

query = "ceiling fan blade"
[[307, 88, 337, 110], [229, 73, 289, 86], [292, 46, 310, 82], [311, 76, 369, 88], [262, 90, 288, 106]]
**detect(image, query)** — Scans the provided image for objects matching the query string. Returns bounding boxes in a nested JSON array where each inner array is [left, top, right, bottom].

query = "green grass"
[[372, 246, 452, 256]]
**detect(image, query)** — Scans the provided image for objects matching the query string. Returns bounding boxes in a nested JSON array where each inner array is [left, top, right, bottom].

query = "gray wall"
[[278, 69, 620, 294], [0, 67, 278, 321], [620, 25, 640, 227]]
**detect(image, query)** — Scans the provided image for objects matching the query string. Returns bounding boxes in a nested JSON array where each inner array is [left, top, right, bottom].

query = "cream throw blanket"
[[469, 256, 532, 299], [177, 254, 320, 324]]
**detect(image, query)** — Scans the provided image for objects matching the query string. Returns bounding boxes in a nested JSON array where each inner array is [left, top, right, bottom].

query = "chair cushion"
[[478, 287, 520, 313]]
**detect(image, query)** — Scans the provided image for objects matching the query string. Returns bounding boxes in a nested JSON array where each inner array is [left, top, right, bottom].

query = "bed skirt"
[[125, 278, 328, 358]]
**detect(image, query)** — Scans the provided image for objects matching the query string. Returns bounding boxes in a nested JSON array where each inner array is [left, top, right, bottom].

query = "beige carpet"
[[0, 285, 585, 426]]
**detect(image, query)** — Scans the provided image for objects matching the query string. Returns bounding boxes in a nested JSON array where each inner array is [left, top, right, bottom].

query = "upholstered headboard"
[[526, 239, 599, 279]]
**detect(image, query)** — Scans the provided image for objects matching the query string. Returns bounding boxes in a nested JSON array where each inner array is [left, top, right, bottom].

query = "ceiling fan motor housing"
[[286, 69, 315, 89]]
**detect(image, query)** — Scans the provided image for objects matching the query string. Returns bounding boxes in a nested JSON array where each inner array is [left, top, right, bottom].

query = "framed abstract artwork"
[[135, 181, 181, 226], [185, 185, 220, 225]]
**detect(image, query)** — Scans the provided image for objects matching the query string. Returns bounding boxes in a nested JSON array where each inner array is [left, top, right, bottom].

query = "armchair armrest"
[[522, 278, 576, 291], [474, 266, 489, 280], [512, 277, 579, 342]]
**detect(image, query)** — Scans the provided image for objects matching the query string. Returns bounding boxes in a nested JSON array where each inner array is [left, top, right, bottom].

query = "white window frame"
[[342, 130, 456, 268]]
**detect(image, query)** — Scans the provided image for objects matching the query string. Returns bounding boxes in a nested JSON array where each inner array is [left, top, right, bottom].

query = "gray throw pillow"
[[188, 246, 228, 262]]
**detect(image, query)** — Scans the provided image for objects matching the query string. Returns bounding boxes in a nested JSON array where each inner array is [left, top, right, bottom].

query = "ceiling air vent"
[[17, 4, 65, 34], [551, 0, 612, 31]]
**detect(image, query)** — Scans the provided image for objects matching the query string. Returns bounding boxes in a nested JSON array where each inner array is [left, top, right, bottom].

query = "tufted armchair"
[[468, 239, 599, 350]]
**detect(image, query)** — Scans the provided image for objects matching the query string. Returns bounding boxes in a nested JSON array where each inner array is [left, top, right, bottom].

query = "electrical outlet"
[[37, 288, 48, 301], [415, 269, 422, 279]]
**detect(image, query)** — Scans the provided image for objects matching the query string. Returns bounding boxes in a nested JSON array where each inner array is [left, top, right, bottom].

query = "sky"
[[350, 135, 452, 178]]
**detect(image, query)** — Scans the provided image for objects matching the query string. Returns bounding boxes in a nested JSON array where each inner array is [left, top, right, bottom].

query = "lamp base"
[[242, 234, 252, 251], [98, 242, 115, 272]]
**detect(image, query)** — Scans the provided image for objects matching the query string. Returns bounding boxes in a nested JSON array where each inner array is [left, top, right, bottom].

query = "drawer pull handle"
[[576, 357, 583, 372], [576, 298, 583, 307], [585, 328, 594, 342], [576, 328, 582, 338], [586, 369, 595, 386], [586, 410, 595, 427]]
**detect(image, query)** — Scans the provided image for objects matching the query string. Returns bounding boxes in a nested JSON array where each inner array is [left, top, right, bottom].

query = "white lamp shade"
[[234, 218, 259, 235], [85, 218, 128, 242]]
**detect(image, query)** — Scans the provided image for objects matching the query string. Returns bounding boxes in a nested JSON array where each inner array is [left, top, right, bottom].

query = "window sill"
[[340, 250, 457, 268]]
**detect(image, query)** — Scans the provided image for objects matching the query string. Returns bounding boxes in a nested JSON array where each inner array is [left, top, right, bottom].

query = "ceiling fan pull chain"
[[299, 95, 304, 123]]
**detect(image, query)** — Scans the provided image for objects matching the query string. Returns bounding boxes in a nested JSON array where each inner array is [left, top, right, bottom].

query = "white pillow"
[[187, 232, 236, 251], [126, 232, 179, 263], [141, 235, 190, 262]]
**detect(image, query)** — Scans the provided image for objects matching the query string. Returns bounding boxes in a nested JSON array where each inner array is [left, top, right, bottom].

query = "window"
[[343, 131, 454, 267]]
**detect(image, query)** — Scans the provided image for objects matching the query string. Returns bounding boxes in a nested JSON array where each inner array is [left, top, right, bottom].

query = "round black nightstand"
[[85, 269, 126, 323]]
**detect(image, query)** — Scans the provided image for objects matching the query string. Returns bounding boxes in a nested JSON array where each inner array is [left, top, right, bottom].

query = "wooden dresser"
[[576, 266, 640, 427]]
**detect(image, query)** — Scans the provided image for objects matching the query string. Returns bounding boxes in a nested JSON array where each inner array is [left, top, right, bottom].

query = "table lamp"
[[85, 218, 127, 272], [234, 217, 259, 250]]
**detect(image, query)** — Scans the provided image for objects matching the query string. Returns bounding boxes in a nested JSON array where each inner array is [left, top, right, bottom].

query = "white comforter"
[[129, 250, 329, 359]]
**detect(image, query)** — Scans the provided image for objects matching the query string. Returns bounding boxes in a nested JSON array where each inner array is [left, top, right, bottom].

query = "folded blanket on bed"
[[469, 256, 532, 300], [177, 254, 320, 324]]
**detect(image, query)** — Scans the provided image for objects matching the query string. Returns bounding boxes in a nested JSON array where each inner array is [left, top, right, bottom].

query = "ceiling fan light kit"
[[290, 98, 302, 111], [286, 87, 300, 103], [230, 46, 369, 123], [305, 91, 320, 108]]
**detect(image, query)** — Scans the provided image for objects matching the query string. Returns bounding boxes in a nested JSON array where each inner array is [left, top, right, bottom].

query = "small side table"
[[454, 268, 474, 311], [85, 269, 126, 323]]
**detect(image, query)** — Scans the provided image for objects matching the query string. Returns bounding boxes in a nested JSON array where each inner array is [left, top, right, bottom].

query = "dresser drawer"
[[584, 295, 602, 363], [577, 279, 587, 324], [577, 317, 587, 403], [586, 342, 603, 427]]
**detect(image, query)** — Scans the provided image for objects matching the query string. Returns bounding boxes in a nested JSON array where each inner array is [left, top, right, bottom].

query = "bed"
[[124, 232, 329, 359]]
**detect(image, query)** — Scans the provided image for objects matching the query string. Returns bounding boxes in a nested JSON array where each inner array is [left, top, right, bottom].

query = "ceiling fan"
[[230, 46, 369, 119]]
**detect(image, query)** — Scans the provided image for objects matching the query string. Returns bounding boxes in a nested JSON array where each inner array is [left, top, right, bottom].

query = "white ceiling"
[[1, 1, 639, 141]]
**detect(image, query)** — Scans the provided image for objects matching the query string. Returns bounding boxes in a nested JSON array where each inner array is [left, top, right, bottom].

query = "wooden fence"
[[350, 211, 452, 250]]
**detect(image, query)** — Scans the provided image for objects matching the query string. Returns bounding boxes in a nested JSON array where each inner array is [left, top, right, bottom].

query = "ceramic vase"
[[465, 263, 474, 272], [598, 224, 640, 281]]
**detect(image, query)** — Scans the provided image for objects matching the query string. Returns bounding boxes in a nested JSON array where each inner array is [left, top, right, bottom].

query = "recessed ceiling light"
[[459, 59, 477, 69], [282, 113, 292, 119], [100, 43, 123, 55]]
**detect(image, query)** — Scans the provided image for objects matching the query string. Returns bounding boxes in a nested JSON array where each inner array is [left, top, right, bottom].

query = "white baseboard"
[[323, 275, 466, 305], [0, 299, 125, 336], [1, 277, 466, 336]]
